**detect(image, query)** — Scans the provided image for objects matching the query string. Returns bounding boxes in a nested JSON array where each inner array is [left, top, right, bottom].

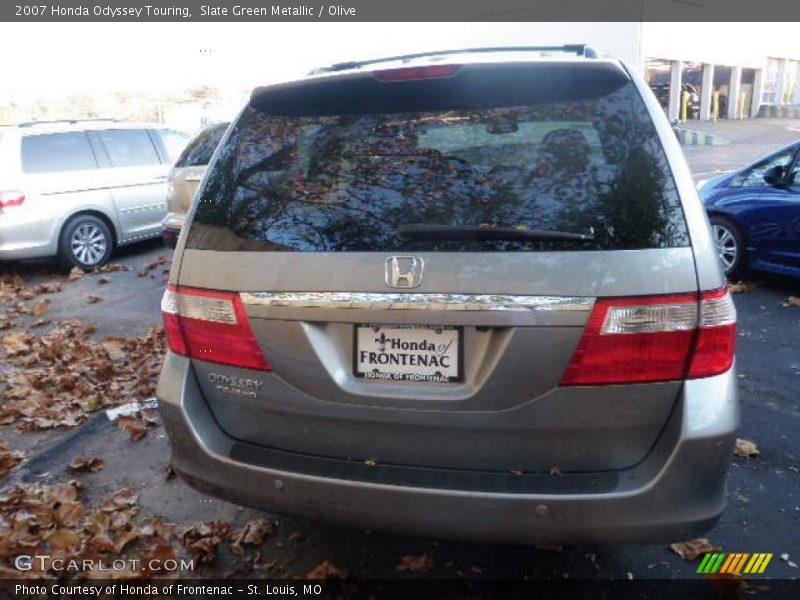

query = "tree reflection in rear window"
[[188, 69, 689, 252]]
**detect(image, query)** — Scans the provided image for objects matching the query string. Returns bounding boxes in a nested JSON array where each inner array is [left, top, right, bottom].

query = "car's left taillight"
[[161, 285, 271, 371], [0, 191, 25, 208]]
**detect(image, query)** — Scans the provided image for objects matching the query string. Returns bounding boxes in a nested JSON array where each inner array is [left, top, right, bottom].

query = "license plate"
[[354, 324, 462, 383]]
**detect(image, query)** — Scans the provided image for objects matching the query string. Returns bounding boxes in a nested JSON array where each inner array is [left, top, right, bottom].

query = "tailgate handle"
[[240, 292, 593, 312]]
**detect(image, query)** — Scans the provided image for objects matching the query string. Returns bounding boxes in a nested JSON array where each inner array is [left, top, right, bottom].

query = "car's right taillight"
[[560, 288, 736, 386], [0, 191, 25, 208], [687, 287, 737, 378], [161, 285, 271, 371]]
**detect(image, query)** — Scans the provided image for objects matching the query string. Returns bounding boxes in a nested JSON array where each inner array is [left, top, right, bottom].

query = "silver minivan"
[[0, 120, 189, 269], [158, 46, 738, 543]]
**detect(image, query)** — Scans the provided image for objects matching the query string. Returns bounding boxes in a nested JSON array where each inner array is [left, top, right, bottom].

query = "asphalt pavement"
[[1, 118, 799, 584]]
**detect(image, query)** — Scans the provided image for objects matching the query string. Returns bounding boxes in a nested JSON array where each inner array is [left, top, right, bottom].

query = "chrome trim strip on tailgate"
[[240, 292, 593, 312]]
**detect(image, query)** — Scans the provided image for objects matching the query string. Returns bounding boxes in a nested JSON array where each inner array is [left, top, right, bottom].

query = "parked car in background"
[[0, 120, 189, 269], [651, 82, 700, 119], [698, 140, 800, 277], [162, 122, 229, 248], [158, 45, 738, 544]]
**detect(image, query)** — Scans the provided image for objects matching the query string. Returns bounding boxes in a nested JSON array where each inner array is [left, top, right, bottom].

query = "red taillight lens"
[[0, 191, 25, 208], [560, 289, 736, 386], [161, 285, 271, 371], [373, 64, 462, 82], [688, 288, 737, 378]]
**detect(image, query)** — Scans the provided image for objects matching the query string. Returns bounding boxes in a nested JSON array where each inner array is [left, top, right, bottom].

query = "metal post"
[[712, 91, 720, 121], [700, 64, 715, 121], [668, 60, 683, 122], [681, 90, 689, 122], [728, 66, 742, 120], [751, 69, 765, 117]]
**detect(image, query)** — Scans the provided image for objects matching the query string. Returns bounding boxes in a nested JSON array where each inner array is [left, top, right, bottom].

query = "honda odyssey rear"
[[157, 46, 738, 543]]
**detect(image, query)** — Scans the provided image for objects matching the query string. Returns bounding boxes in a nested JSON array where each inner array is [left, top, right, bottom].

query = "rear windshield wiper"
[[397, 224, 594, 243]]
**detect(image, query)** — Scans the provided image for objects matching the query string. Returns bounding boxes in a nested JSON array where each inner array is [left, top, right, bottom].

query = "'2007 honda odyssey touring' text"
[[157, 45, 738, 543]]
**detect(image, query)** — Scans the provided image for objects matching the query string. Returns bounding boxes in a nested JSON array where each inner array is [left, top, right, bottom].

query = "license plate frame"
[[353, 324, 464, 384]]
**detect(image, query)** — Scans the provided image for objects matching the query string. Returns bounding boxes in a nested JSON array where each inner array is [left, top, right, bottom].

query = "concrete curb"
[[757, 105, 800, 119], [675, 128, 729, 146]]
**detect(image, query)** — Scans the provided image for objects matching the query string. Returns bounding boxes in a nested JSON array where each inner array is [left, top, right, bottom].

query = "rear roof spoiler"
[[311, 44, 599, 75]]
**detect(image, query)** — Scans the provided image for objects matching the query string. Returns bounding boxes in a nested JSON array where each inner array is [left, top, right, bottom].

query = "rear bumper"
[[161, 212, 185, 233], [0, 215, 58, 260], [157, 352, 738, 544]]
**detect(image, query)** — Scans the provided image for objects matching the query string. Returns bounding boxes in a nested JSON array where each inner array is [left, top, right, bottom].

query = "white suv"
[[0, 120, 189, 269]]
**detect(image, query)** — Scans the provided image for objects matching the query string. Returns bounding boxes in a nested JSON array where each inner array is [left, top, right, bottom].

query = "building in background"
[[466, 22, 800, 122], [640, 23, 800, 121]]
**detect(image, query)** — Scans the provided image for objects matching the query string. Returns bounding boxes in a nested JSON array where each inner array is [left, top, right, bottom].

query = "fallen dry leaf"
[[96, 263, 131, 273], [34, 281, 62, 295], [101, 488, 139, 512], [32, 299, 51, 316], [140, 256, 170, 276], [97, 277, 111, 285], [670, 538, 717, 560], [0, 441, 24, 479], [2, 330, 31, 356], [87, 294, 103, 304], [727, 280, 758, 294], [101, 339, 126, 361], [230, 518, 274, 556], [119, 415, 149, 441], [734, 438, 760, 457], [179, 521, 229, 564], [68, 456, 106, 473], [782, 296, 800, 308], [68, 267, 85, 281], [397, 550, 434, 573], [306, 560, 348, 580]]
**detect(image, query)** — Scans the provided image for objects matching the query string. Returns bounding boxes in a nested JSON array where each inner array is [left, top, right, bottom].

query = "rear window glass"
[[21, 132, 97, 173], [188, 65, 689, 252], [175, 124, 227, 168], [96, 129, 160, 168], [158, 129, 191, 164]]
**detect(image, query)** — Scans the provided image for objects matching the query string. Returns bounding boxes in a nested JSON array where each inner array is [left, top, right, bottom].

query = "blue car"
[[698, 141, 800, 278]]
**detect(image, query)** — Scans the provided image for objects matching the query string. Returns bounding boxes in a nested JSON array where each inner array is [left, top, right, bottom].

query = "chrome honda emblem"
[[385, 256, 424, 288]]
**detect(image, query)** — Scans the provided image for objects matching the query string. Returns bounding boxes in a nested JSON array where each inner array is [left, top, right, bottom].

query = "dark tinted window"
[[188, 64, 689, 252], [21, 132, 97, 173], [96, 129, 160, 167], [175, 123, 228, 168]]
